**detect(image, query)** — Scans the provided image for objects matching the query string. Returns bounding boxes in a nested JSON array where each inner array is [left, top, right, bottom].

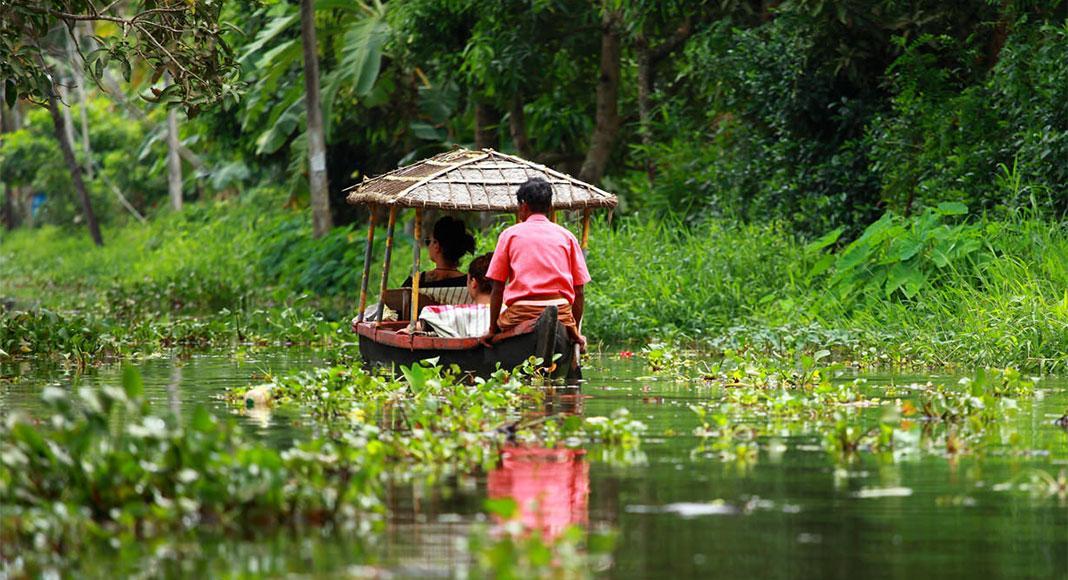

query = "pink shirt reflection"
[[487, 446, 589, 539]]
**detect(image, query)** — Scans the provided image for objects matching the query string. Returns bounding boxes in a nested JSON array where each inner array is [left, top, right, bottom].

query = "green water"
[[2, 350, 1067, 578]]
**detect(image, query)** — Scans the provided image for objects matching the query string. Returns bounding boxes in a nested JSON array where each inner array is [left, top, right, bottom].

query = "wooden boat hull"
[[355, 306, 579, 380]]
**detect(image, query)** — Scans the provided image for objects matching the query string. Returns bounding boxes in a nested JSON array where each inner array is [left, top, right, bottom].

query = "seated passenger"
[[405, 252, 494, 338], [482, 178, 589, 348], [403, 216, 475, 288]]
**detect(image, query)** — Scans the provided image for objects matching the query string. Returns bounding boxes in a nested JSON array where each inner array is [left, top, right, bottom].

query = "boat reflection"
[[487, 445, 590, 539]]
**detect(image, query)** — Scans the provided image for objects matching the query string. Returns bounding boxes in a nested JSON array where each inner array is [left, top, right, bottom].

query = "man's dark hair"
[[516, 178, 553, 214]]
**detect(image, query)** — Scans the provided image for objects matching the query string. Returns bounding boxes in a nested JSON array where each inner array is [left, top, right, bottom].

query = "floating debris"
[[852, 487, 913, 499]]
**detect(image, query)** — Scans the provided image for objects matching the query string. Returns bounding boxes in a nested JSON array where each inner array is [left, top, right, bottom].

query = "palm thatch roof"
[[344, 148, 617, 211]]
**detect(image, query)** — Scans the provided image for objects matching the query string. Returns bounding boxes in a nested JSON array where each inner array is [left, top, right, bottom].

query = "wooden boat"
[[344, 148, 617, 380], [355, 305, 580, 380]]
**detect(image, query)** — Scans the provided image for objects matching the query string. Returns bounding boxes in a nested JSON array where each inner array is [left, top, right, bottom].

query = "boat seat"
[[380, 286, 471, 321], [419, 286, 473, 306]]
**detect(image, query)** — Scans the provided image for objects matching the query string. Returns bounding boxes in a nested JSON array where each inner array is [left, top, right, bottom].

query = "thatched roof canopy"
[[344, 148, 617, 211]]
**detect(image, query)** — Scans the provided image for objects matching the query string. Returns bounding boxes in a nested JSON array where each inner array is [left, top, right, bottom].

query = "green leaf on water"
[[526, 540, 552, 566], [563, 415, 583, 432], [587, 530, 617, 553], [122, 366, 144, 400], [191, 406, 214, 432], [401, 361, 436, 393], [12, 422, 50, 458], [483, 497, 518, 519]]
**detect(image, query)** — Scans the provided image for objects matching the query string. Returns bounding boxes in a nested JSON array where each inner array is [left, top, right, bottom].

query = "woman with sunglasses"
[[402, 216, 476, 288]]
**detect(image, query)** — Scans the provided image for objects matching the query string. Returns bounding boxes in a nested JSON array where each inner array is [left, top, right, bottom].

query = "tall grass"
[[2, 196, 1066, 370], [584, 218, 808, 340], [843, 217, 1068, 370]]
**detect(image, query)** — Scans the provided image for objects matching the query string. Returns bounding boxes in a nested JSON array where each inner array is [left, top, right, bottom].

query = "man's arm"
[[488, 281, 504, 333], [481, 280, 505, 347], [573, 284, 585, 326]]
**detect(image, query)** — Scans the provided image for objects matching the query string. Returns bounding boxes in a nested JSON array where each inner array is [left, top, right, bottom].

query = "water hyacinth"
[[2, 361, 646, 572]]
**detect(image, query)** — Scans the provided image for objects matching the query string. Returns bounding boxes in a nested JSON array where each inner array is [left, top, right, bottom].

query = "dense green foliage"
[[4, 1, 1067, 231], [636, 2, 1068, 232], [4, 196, 1067, 370]]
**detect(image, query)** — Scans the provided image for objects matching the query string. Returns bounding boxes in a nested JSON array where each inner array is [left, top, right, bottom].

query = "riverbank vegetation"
[[4, 194, 1066, 371], [4, 2, 1068, 373]]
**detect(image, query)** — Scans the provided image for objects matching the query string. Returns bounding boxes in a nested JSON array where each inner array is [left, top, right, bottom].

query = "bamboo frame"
[[408, 208, 423, 330], [375, 206, 398, 326], [581, 209, 591, 249], [356, 205, 377, 322]]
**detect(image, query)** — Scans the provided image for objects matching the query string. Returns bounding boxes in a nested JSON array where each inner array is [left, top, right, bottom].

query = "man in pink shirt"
[[482, 178, 591, 347]]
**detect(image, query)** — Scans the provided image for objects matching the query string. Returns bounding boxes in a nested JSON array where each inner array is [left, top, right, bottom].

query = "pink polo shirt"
[[486, 214, 591, 306]]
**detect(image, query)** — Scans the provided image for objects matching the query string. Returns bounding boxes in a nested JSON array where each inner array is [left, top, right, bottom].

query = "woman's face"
[[427, 237, 442, 263]]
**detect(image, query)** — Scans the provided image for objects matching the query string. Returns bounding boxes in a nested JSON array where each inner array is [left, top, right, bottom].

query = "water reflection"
[[166, 362, 183, 418], [488, 446, 589, 539], [3, 351, 1067, 577]]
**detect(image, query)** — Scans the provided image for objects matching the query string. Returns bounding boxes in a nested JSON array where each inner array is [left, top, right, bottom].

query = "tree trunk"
[[579, 9, 622, 185], [987, 0, 1013, 69], [508, 94, 533, 158], [1, 181, 12, 232], [67, 26, 93, 179], [167, 105, 183, 211], [474, 101, 498, 150], [0, 85, 15, 230], [47, 88, 103, 246], [635, 19, 692, 183], [299, 0, 333, 238], [60, 84, 77, 154]]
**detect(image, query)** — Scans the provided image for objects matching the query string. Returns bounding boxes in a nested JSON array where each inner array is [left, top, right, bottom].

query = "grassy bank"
[[588, 209, 1068, 371], [2, 192, 1067, 371]]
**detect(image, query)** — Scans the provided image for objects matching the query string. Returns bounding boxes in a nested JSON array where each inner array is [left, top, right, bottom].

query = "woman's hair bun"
[[433, 216, 475, 263]]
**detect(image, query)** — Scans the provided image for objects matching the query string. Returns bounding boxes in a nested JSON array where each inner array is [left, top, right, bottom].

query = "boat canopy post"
[[356, 204, 377, 322], [375, 205, 398, 326], [408, 208, 423, 330], [581, 209, 591, 249]]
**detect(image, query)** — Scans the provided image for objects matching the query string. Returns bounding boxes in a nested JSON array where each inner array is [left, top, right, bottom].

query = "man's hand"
[[480, 326, 498, 348]]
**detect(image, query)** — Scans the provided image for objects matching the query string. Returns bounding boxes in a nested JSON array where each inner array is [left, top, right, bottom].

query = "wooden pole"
[[409, 208, 423, 330], [581, 209, 591, 249], [356, 205, 377, 322], [375, 206, 398, 325], [549, 209, 557, 223]]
